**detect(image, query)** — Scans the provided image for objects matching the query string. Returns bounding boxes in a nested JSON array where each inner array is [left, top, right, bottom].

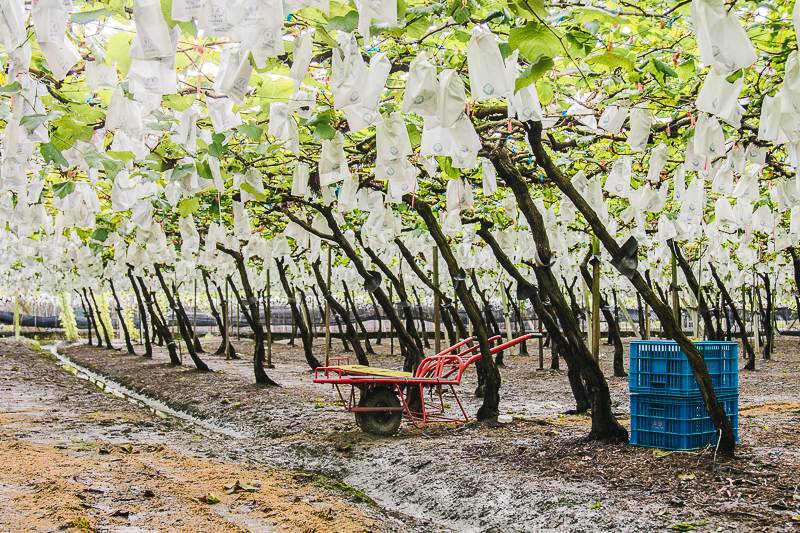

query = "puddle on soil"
[[42, 344, 250, 440]]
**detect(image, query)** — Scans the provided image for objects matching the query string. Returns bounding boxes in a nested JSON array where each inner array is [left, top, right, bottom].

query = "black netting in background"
[[0, 304, 796, 334]]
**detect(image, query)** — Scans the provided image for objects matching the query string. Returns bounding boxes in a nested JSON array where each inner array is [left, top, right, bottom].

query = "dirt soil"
[[9, 332, 800, 532], [0, 338, 397, 533]]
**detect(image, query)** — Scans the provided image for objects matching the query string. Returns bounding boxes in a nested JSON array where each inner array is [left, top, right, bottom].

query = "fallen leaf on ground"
[[224, 480, 259, 494], [198, 493, 220, 504]]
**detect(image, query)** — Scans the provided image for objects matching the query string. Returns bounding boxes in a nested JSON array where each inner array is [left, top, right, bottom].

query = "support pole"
[[584, 267, 592, 348], [389, 283, 394, 356], [591, 235, 600, 362], [139, 301, 143, 345], [432, 247, 442, 353], [752, 283, 760, 353], [538, 311, 543, 369], [620, 305, 641, 338], [14, 292, 20, 339], [671, 255, 680, 332], [193, 279, 197, 338], [324, 246, 332, 366], [697, 247, 704, 340], [266, 268, 272, 368], [500, 283, 513, 355]]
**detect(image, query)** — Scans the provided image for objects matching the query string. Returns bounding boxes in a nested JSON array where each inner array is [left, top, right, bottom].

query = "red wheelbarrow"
[[313, 334, 535, 435]]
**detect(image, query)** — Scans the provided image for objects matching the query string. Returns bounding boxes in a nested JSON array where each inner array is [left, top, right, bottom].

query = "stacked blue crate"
[[629, 341, 739, 450]]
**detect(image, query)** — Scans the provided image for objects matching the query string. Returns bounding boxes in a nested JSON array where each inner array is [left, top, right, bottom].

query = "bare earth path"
[[0, 338, 396, 533], [4, 333, 800, 532]]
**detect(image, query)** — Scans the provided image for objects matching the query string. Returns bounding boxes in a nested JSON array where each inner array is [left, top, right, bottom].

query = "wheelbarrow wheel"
[[357, 386, 402, 435]]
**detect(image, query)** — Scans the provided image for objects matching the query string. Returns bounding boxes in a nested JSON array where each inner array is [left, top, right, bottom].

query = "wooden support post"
[[433, 246, 441, 353], [139, 300, 143, 345], [584, 266, 592, 348], [500, 283, 513, 355], [591, 236, 600, 362], [324, 246, 332, 366], [538, 313, 543, 369], [14, 292, 20, 339], [671, 255, 680, 331], [389, 283, 394, 356], [621, 305, 641, 338], [266, 268, 272, 368], [752, 284, 760, 353], [193, 279, 197, 337]]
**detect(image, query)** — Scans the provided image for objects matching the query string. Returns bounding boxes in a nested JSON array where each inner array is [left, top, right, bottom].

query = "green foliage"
[[327, 11, 359, 33], [71, 9, 112, 24], [587, 51, 635, 72], [41, 143, 69, 169], [52, 181, 75, 199], [515, 56, 555, 92], [91, 228, 111, 242], [509, 22, 562, 62], [106, 32, 133, 75], [236, 123, 264, 142], [0, 81, 22, 94], [178, 197, 200, 217]]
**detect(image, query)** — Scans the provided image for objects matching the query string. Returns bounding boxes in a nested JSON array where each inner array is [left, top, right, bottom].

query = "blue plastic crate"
[[630, 393, 739, 451], [629, 341, 738, 396]]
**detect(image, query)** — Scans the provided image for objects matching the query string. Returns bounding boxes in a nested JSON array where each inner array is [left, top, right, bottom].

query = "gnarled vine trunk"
[[275, 258, 323, 370], [526, 120, 735, 454], [154, 265, 209, 372], [108, 279, 136, 355]]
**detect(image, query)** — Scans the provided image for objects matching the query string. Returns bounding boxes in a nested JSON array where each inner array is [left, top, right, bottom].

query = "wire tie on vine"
[[507, 117, 512, 133]]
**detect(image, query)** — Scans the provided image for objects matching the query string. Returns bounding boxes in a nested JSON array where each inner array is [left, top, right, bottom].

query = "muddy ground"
[[6, 331, 800, 532], [0, 338, 397, 533]]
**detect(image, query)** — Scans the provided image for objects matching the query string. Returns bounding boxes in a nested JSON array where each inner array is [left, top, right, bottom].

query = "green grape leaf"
[[327, 11, 358, 33], [586, 50, 635, 72], [71, 8, 112, 24], [0, 81, 22, 94], [508, 22, 562, 63], [236, 122, 264, 142], [91, 228, 111, 242], [178, 197, 200, 217], [84, 150, 124, 180], [515, 56, 555, 92], [170, 162, 196, 182], [20, 112, 60, 133], [241, 182, 267, 202], [41, 142, 69, 168], [52, 181, 75, 199]]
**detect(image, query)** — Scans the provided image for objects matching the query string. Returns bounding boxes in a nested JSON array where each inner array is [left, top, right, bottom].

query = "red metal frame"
[[314, 334, 535, 431]]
